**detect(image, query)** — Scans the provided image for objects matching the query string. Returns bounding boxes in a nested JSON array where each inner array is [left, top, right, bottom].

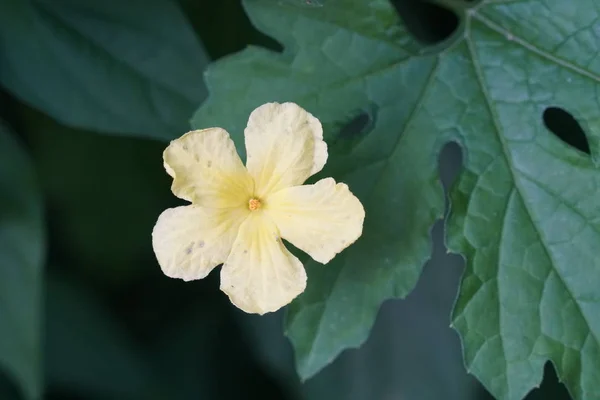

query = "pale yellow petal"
[[220, 213, 307, 314], [164, 128, 254, 207], [244, 102, 327, 197], [152, 205, 249, 281], [265, 178, 364, 264]]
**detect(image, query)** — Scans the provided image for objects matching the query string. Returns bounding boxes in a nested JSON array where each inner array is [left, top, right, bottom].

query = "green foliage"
[[0, 0, 596, 398], [192, 0, 600, 398], [0, 0, 209, 139], [0, 121, 44, 400]]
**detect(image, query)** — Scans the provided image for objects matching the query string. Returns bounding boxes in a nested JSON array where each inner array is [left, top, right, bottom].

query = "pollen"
[[248, 198, 262, 211]]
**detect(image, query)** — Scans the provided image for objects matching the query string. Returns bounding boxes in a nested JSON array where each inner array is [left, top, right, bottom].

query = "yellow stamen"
[[248, 198, 262, 211]]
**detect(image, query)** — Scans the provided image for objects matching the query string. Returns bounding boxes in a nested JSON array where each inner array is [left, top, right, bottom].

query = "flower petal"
[[244, 102, 327, 197], [164, 128, 254, 207], [265, 178, 364, 264], [152, 205, 248, 281], [220, 213, 307, 314]]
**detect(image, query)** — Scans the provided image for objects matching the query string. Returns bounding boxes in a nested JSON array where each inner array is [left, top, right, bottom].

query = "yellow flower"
[[152, 102, 365, 314]]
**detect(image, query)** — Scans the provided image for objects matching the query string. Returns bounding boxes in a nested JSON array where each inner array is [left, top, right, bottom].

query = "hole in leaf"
[[438, 141, 463, 192], [329, 106, 376, 154], [338, 111, 372, 140], [543, 107, 590, 155], [391, 0, 459, 45]]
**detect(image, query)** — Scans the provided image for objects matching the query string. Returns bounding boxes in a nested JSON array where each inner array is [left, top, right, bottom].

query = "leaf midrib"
[[473, 8, 600, 84]]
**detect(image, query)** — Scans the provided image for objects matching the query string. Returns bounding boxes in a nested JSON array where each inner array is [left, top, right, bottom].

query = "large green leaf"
[[0, 0, 209, 139], [192, 0, 600, 398], [0, 121, 44, 399]]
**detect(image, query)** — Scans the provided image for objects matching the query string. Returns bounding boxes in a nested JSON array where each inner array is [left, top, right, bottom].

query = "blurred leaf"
[[192, 0, 600, 398], [0, 121, 44, 400], [45, 274, 161, 400], [0, 0, 209, 139], [17, 105, 172, 284]]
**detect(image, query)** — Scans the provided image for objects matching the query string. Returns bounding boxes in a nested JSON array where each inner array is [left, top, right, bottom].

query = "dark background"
[[0, 0, 578, 399]]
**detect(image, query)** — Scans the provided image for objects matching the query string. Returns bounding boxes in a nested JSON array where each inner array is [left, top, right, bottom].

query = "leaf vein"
[[473, 11, 600, 84]]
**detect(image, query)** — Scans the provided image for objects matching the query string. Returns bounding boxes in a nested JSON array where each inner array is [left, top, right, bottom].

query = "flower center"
[[248, 198, 262, 211]]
